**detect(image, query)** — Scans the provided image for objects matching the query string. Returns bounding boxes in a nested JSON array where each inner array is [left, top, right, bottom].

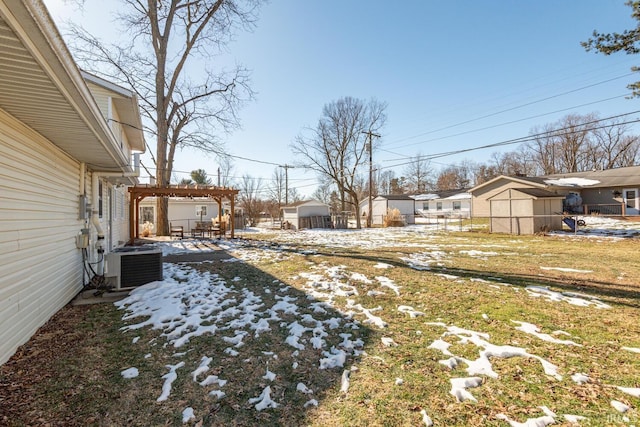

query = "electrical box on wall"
[[76, 228, 90, 249], [78, 195, 89, 220]]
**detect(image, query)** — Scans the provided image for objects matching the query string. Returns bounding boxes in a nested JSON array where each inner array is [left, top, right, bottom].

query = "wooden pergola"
[[128, 185, 240, 242]]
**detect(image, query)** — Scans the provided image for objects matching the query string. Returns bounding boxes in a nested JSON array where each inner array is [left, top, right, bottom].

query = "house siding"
[[281, 202, 330, 230], [472, 179, 539, 217], [85, 82, 131, 162], [138, 198, 221, 232], [85, 82, 111, 120], [110, 185, 130, 248], [370, 198, 415, 225], [0, 109, 83, 365]]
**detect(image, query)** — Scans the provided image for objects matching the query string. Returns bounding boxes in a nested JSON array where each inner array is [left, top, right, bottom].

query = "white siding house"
[[0, 0, 144, 365], [413, 191, 472, 219], [138, 197, 222, 232]]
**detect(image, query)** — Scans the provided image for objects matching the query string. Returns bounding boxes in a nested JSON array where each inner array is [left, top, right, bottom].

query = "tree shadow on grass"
[[108, 243, 375, 426], [289, 245, 640, 309], [232, 235, 640, 309]]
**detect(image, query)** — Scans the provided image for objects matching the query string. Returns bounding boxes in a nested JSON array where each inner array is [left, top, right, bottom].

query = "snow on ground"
[[540, 266, 593, 273], [115, 260, 367, 415], [550, 215, 640, 239], [525, 286, 611, 309], [118, 218, 638, 423]]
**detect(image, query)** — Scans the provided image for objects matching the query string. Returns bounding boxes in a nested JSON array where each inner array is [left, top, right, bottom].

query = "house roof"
[[375, 194, 415, 201], [0, 0, 137, 172], [411, 193, 439, 201], [488, 187, 565, 200], [412, 190, 472, 201], [282, 199, 329, 209], [472, 166, 640, 194], [470, 175, 548, 193], [81, 71, 145, 152], [543, 165, 640, 188]]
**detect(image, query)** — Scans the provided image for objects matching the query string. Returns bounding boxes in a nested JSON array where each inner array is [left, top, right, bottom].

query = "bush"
[[383, 208, 405, 227]]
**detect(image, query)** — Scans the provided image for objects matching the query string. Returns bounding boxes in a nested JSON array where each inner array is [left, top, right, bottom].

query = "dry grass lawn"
[[1, 227, 639, 426]]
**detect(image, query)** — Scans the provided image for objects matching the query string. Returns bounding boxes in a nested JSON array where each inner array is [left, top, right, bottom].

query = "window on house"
[[453, 201, 461, 210], [98, 181, 103, 218], [140, 206, 154, 223], [436, 202, 442, 211], [422, 202, 429, 210], [196, 205, 207, 217]]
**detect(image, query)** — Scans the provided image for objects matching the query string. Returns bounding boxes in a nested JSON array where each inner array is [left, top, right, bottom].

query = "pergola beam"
[[128, 185, 240, 242]]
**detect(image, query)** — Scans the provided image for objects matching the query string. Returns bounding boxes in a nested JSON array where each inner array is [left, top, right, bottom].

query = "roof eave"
[[1, 0, 131, 171]]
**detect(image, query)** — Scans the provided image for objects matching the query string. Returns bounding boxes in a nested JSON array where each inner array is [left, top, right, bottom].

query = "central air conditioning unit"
[[104, 246, 163, 290]]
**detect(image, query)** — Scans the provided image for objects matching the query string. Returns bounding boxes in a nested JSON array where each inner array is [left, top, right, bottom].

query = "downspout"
[[91, 154, 140, 275], [79, 162, 86, 196]]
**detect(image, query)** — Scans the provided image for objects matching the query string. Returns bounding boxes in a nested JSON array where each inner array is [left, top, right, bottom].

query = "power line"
[[379, 112, 640, 171], [383, 73, 635, 150], [379, 93, 632, 155]]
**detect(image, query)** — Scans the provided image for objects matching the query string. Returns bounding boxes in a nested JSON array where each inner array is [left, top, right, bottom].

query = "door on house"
[[623, 189, 639, 215]]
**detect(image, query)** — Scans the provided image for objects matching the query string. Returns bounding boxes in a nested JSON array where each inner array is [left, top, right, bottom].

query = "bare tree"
[[556, 114, 597, 172], [376, 169, 395, 195], [435, 162, 474, 190], [292, 97, 387, 229], [217, 155, 236, 187], [267, 167, 286, 215], [589, 118, 640, 169], [68, 0, 261, 235], [526, 114, 597, 175], [527, 123, 560, 175], [403, 154, 432, 193], [312, 178, 334, 205], [473, 163, 499, 185], [490, 148, 539, 177], [238, 175, 263, 227], [288, 187, 303, 204], [389, 176, 407, 194]]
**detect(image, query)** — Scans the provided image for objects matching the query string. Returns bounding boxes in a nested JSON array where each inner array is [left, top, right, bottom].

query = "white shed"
[[0, 1, 144, 365], [361, 195, 416, 225], [281, 200, 331, 230]]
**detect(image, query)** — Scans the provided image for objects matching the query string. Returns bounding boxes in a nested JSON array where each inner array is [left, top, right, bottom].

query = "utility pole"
[[362, 131, 380, 228], [279, 164, 294, 205], [217, 167, 221, 187]]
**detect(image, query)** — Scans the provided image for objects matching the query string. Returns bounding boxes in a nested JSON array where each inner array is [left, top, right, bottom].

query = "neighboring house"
[[471, 166, 640, 218], [468, 165, 640, 234], [281, 200, 331, 230], [413, 190, 471, 218], [360, 195, 416, 225], [138, 197, 221, 230], [0, 0, 144, 365], [544, 166, 640, 216]]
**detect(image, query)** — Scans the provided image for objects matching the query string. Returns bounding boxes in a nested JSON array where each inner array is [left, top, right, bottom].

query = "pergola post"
[[230, 195, 235, 238]]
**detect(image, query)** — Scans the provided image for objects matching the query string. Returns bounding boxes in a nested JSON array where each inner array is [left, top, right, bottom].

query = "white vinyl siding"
[[111, 186, 130, 247], [0, 109, 83, 365]]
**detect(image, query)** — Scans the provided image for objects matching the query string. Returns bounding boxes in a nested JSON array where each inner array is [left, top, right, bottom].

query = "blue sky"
[[45, 0, 639, 197]]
